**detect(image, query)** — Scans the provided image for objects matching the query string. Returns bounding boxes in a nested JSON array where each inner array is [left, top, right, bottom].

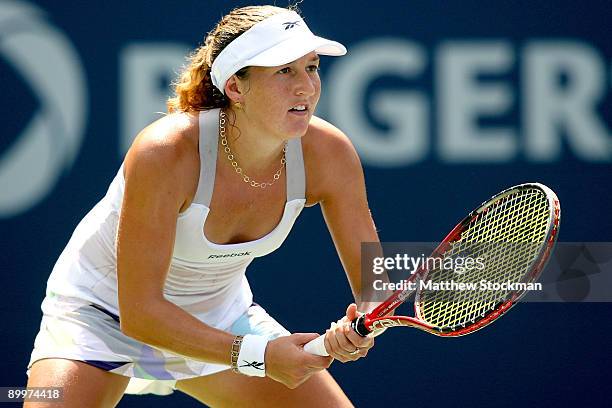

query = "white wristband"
[[236, 334, 268, 377]]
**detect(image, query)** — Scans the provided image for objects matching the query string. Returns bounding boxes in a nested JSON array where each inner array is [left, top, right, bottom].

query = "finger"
[[345, 328, 374, 349], [325, 330, 352, 362], [333, 329, 363, 361], [348, 342, 368, 360], [323, 330, 344, 362], [304, 354, 334, 370], [340, 326, 371, 359], [293, 332, 321, 345], [345, 303, 358, 321], [335, 326, 359, 353]]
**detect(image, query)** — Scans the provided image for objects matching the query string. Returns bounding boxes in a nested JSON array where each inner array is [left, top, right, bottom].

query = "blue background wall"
[[1, 1, 610, 406]]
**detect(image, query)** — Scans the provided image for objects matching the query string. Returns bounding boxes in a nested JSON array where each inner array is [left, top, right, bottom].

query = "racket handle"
[[303, 334, 329, 356], [304, 315, 369, 356], [351, 315, 369, 337]]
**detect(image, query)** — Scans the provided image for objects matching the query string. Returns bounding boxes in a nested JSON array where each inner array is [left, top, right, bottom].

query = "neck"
[[223, 109, 287, 176]]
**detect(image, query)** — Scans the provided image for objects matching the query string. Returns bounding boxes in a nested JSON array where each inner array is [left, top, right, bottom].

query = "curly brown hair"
[[167, 5, 298, 113]]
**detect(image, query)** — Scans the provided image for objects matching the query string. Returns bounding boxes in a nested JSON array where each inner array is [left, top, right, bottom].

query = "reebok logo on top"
[[208, 252, 252, 259]]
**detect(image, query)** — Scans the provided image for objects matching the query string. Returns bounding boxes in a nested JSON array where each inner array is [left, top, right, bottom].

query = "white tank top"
[[46, 109, 306, 330]]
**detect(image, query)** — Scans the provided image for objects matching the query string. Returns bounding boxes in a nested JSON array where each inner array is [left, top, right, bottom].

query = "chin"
[[284, 115, 312, 137], [288, 124, 310, 138]]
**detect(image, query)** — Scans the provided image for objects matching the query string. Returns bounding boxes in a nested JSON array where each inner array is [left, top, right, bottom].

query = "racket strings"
[[417, 188, 551, 330]]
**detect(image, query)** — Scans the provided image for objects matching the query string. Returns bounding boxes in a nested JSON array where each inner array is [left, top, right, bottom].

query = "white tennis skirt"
[[27, 294, 290, 395]]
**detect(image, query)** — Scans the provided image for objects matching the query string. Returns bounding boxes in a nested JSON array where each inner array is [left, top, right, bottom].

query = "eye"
[[277, 67, 291, 74], [307, 64, 320, 72]]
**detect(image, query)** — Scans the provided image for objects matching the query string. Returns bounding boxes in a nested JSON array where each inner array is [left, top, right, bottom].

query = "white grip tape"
[[303, 334, 329, 356]]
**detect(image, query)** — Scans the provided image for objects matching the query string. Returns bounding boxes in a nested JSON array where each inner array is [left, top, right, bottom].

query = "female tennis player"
[[26, 5, 381, 407]]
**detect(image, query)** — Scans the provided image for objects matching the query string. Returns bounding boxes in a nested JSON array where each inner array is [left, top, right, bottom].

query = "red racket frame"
[[352, 183, 561, 337]]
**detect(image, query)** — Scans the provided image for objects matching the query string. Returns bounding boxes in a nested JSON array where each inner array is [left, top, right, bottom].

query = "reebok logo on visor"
[[282, 21, 300, 30]]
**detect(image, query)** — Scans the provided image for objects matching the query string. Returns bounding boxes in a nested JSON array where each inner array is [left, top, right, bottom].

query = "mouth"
[[288, 104, 309, 116]]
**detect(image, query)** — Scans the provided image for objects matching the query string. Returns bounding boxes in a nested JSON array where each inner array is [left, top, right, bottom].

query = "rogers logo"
[[0, 1, 87, 217]]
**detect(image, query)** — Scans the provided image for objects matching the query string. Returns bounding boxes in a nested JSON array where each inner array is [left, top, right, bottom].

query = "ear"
[[224, 75, 245, 104]]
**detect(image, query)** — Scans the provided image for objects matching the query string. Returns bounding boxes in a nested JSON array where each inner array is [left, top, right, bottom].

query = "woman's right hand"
[[264, 333, 334, 389]]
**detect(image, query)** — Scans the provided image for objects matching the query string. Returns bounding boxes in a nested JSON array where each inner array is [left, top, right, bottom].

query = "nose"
[[295, 70, 316, 97]]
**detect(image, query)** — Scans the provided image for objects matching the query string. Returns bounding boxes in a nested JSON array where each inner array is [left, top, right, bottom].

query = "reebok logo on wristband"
[[234, 334, 268, 377], [239, 360, 264, 371]]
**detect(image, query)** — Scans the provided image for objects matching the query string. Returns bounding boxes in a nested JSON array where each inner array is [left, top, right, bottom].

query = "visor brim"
[[245, 34, 346, 68]]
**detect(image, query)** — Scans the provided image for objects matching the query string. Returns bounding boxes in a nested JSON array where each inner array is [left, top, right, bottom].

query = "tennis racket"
[[304, 183, 560, 356]]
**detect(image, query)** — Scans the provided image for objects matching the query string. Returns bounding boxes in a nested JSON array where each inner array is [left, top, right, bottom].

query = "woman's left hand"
[[323, 303, 374, 362]]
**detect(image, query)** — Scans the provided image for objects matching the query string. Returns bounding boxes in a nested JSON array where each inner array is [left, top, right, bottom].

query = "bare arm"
[[306, 119, 392, 361], [314, 124, 385, 311], [116, 125, 236, 365]]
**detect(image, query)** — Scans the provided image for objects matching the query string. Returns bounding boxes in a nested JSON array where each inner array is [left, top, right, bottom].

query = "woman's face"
[[233, 51, 321, 140]]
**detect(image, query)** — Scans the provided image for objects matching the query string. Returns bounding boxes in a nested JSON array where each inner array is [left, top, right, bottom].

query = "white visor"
[[211, 10, 347, 94]]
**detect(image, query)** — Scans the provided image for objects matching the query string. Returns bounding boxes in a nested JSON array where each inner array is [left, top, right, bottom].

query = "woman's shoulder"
[[302, 116, 364, 205], [303, 115, 362, 170], [130, 112, 199, 158], [304, 116, 352, 151], [123, 112, 200, 207], [125, 112, 200, 175]]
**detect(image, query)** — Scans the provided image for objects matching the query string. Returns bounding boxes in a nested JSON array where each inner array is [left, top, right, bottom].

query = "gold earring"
[[234, 101, 242, 110]]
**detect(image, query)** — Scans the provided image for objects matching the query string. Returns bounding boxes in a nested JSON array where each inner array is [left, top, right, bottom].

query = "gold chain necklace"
[[219, 110, 286, 189]]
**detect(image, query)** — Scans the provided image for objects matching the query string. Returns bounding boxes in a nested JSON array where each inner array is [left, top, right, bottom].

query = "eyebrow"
[[309, 56, 321, 62]]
